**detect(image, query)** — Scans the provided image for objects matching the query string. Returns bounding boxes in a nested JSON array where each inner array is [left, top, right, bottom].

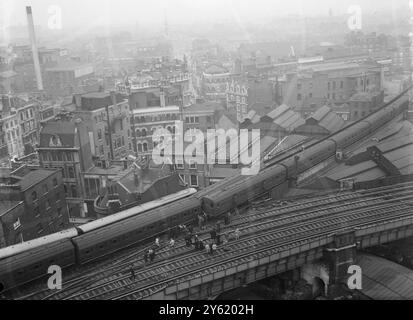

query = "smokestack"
[[26, 6, 43, 91]]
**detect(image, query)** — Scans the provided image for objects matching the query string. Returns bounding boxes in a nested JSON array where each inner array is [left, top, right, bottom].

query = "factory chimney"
[[26, 6, 43, 91]]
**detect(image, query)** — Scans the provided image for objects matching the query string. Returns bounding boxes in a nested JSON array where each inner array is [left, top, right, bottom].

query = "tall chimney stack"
[[26, 6, 43, 91]]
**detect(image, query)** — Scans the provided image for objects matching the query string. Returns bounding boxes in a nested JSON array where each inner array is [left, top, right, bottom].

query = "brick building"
[[0, 165, 69, 246]]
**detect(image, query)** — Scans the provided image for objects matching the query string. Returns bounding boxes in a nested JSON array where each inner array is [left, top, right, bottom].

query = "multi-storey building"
[[71, 91, 132, 161], [280, 61, 383, 116], [0, 117, 8, 165], [17, 102, 38, 154], [132, 105, 181, 157], [0, 165, 70, 246], [2, 111, 24, 160], [202, 64, 231, 102], [226, 76, 275, 122], [37, 120, 93, 218]]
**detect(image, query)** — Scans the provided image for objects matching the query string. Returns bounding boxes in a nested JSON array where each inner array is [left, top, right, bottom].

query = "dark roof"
[[15, 169, 57, 191], [300, 105, 345, 133], [0, 200, 21, 217], [39, 121, 76, 148]]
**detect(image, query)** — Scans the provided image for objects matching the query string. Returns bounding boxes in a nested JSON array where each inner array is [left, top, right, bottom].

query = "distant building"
[[347, 91, 384, 121], [280, 61, 383, 116], [293, 105, 345, 137], [202, 64, 231, 102], [226, 76, 275, 122], [37, 120, 93, 218], [45, 61, 95, 97], [70, 91, 132, 161], [17, 102, 38, 154], [0, 165, 69, 246]]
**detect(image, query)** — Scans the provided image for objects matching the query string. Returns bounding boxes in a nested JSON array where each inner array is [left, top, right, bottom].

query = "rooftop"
[[15, 169, 57, 191], [0, 200, 22, 217], [39, 121, 76, 148]]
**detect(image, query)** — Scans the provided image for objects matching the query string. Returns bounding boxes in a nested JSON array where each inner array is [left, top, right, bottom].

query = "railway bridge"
[[145, 199, 413, 300], [26, 180, 413, 301]]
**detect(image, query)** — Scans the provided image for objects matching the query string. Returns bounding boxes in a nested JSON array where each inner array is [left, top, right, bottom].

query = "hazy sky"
[[1, 0, 407, 29]]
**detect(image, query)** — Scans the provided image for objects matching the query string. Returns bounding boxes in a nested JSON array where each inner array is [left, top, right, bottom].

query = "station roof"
[[358, 253, 413, 300], [261, 104, 305, 131], [294, 105, 345, 135], [321, 119, 413, 182]]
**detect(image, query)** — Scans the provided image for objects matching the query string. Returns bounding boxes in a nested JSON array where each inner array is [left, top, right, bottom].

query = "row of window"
[[179, 174, 199, 187], [175, 159, 198, 169], [134, 113, 180, 124], [41, 151, 74, 162], [31, 178, 59, 201]]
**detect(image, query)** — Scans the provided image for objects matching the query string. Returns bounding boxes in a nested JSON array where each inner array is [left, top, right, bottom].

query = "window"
[[34, 206, 40, 218], [143, 143, 148, 152], [37, 223, 44, 234], [333, 81, 336, 90], [71, 185, 78, 198], [190, 175, 198, 187], [340, 81, 344, 89], [176, 159, 184, 169], [297, 94, 301, 101], [98, 129, 102, 140], [309, 93, 313, 98], [297, 83, 301, 90], [189, 160, 197, 169], [328, 82, 330, 90], [68, 167, 75, 178], [137, 143, 142, 152], [31, 191, 38, 201], [43, 184, 48, 194]]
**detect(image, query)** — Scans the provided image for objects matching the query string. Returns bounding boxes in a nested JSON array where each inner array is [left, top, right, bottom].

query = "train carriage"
[[72, 197, 201, 264], [0, 239, 76, 292]]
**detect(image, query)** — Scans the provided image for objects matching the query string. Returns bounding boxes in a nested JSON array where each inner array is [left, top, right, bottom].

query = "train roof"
[[0, 239, 74, 274], [0, 228, 78, 260], [73, 196, 200, 248], [203, 164, 287, 200], [78, 188, 197, 233]]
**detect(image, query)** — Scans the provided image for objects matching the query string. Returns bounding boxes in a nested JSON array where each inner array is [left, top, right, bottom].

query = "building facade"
[[0, 165, 70, 245]]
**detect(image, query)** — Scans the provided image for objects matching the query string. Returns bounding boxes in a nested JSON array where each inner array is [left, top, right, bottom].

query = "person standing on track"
[[205, 243, 210, 254], [169, 238, 175, 247], [234, 228, 241, 240], [212, 243, 217, 254], [155, 237, 160, 248]]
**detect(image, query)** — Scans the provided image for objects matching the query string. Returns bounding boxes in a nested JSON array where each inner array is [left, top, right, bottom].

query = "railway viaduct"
[[145, 208, 413, 300]]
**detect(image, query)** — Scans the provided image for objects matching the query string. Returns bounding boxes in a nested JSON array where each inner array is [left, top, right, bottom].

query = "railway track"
[[21, 182, 413, 300], [117, 201, 413, 300], [52, 192, 413, 300]]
